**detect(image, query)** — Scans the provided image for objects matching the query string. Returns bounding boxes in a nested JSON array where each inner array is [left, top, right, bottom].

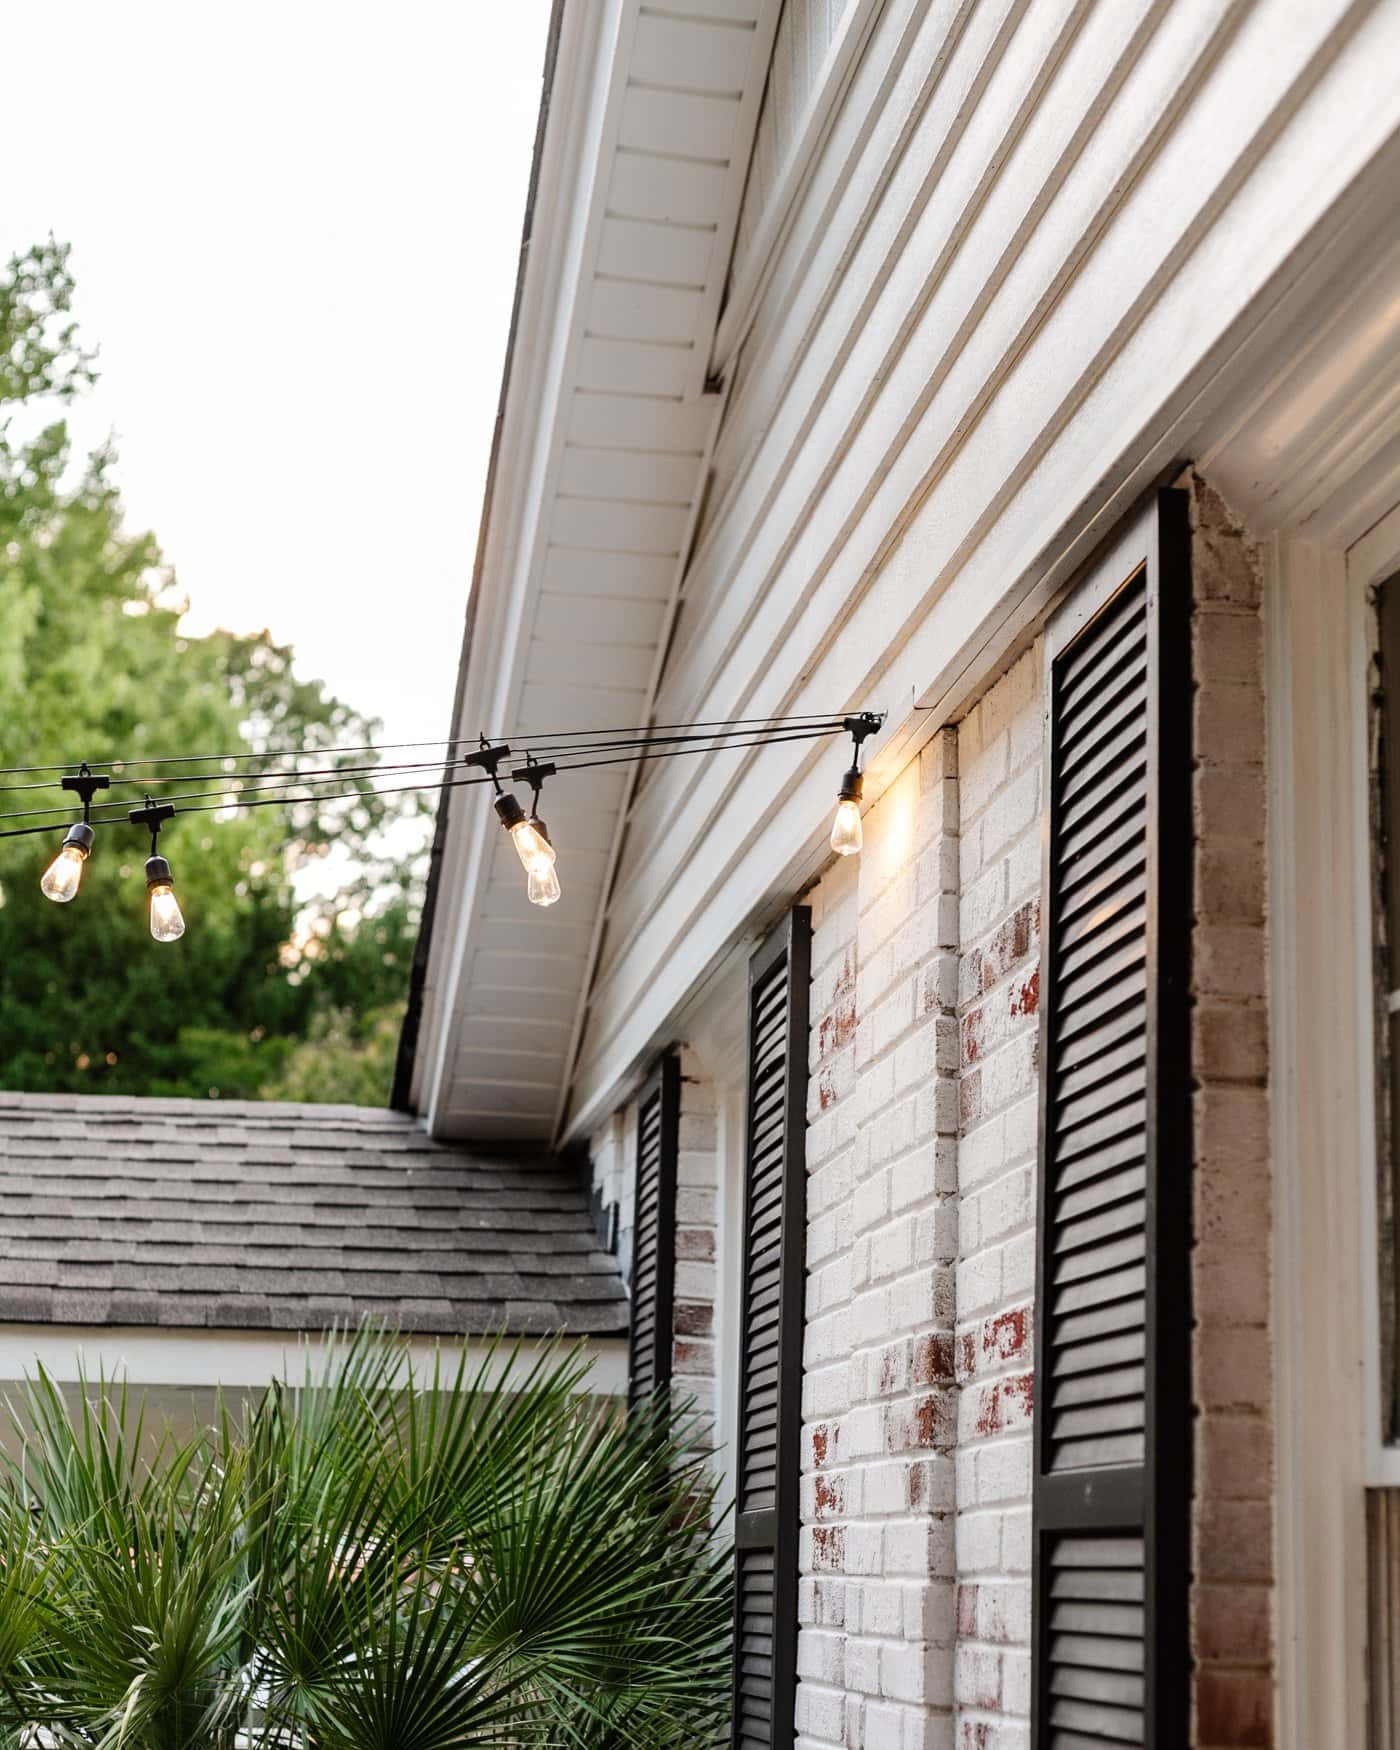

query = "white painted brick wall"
[[799, 729, 960, 1750], [675, 1047, 720, 1442], [953, 647, 1042, 1750], [587, 1052, 721, 1444]]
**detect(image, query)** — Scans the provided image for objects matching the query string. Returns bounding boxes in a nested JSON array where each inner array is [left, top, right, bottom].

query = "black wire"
[[0, 721, 853, 820], [518, 720, 846, 762], [0, 711, 853, 780], [66, 721, 848, 792], [0, 760, 452, 825], [0, 723, 846, 842]]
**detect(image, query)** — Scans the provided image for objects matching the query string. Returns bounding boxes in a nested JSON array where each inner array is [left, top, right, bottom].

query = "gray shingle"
[[0, 1093, 627, 1339]]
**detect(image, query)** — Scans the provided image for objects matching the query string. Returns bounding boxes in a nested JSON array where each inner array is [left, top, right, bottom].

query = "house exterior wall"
[[799, 730, 960, 1748], [523, 7, 1400, 1741], [564, 0, 1400, 1138], [587, 1051, 722, 1444], [1185, 473, 1275, 1748], [675, 1049, 721, 1441], [790, 653, 1045, 1750], [951, 651, 1043, 1748]]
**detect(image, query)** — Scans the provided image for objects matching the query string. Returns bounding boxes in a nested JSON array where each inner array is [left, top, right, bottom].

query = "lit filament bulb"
[[527, 861, 561, 907], [496, 791, 562, 907], [831, 766, 864, 857], [41, 824, 95, 902], [145, 856, 185, 942], [509, 816, 557, 878], [830, 797, 863, 856]]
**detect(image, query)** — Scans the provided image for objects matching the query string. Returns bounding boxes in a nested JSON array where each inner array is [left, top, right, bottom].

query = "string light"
[[465, 741, 563, 909], [7, 710, 884, 939], [831, 713, 884, 857], [129, 799, 185, 943], [40, 766, 110, 903], [516, 757, 560, 908]]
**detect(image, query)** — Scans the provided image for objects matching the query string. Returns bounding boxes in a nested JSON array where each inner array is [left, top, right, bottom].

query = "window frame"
[[1351, 502, 1400, 1485]]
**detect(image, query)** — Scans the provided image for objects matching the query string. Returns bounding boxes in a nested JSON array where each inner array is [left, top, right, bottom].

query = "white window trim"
[[1269, 531, 1373, 1750], [1348, 499, 1400, 1487]]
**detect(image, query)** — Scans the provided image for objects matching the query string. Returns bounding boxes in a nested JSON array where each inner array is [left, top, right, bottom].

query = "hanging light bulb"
[[146, 857, 186, 942], [40, 765, 110, 903], [41, 824, 94, 902], [129, 797, 184, 942], [830, 712, 884, 857], [830, 788, 863, 856], [528, 861, 561, 907], [510, 811, 557, 877], [495, 756, 563, 907]]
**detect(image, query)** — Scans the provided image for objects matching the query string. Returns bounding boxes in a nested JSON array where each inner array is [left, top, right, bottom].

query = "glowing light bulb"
[[40, 842, 88, 903], [527, 862, 561, 907], [144, 851, 185, 942], [148, 882, 185, 942], [831, 798, 863, 856], [509, 818, 557, 876]]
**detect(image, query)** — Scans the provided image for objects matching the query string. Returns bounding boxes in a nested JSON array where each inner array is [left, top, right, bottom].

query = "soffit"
[[1196, 222, 1400, 548], [416, 0, 781, 1141]]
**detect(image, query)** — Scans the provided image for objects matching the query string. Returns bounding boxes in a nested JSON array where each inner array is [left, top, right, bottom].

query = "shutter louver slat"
[[628, 1053, 680, 1410], [1045, 581, 1150, 1485], [733, 909, 810, 1747], [1033, 492, 1191, 1748], [1044, 1535, 1147, 1746]]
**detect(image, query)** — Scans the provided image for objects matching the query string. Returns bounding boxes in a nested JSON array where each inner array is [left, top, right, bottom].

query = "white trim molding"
[[0, 1326, 629, 1397], [1348, 500, 1400, 1489], [1268, 525, 1389, 1750]]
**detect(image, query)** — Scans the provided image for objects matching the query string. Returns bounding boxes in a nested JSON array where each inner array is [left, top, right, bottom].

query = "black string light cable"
[[0, 710, 854, 782], [6, 710, 885, 929], [1, 722, 876, 833], [1, 722, 872, 833], [0, 720, 855, 826]]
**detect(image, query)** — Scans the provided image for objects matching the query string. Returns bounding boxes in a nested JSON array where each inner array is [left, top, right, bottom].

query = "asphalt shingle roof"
[[0, 1093, 627, 1338]]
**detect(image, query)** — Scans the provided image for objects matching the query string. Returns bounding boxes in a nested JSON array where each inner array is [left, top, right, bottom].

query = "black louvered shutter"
[[733, 908, 811, 1748], [629, 1052, 680, 1407], [1032, 491, 1191, 1749]]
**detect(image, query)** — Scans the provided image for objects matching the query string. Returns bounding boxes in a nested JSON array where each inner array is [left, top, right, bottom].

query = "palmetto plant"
[[0, 1333, 732, 1749]]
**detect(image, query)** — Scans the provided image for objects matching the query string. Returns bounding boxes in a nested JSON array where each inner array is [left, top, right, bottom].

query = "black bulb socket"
[[494, 793, 527, 832], [62, 822, 95, 858], [837, 765, 864, 805], [145, 854, 174, 891], [529, 812, 552, 847]]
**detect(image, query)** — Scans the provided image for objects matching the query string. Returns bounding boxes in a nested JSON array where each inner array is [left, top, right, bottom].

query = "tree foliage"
[[0, 1332, 733, 1746], [0, 241, 423, 1101]]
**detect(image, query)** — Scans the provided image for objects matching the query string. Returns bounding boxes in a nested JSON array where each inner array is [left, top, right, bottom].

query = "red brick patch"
[[1010, 966, 1039, 1019], [812, 1525, 845, 1572], [913, 1331, 955, 1387], [814, 1473, 844, 1519], [1195, 1670, 1273, 1747], [818, 993, 858, 1055], [912, 1390, 956, 1450], [973, 1372, 1034, 1437], [984, 1306, 1030, 1367], [673, 1301, 713, 1337]]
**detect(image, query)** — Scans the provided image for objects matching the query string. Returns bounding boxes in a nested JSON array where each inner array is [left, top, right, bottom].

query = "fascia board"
[[418, 0, 644, 1134]]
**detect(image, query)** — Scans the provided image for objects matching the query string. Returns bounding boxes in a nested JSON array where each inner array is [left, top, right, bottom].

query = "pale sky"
[[2, 0, 552, 757]]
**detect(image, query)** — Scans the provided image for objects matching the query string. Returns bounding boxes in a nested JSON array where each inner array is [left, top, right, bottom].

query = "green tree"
[[0, 240, 423, 1099]]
